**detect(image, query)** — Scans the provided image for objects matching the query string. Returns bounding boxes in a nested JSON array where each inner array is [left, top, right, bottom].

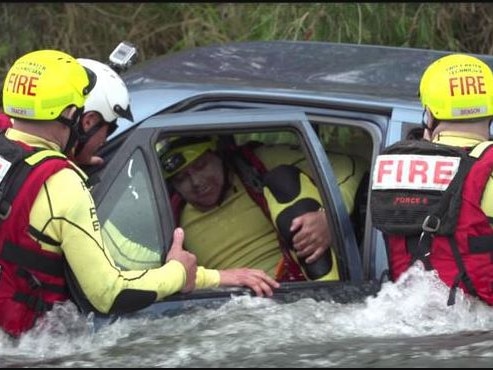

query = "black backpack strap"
[[13, 292, 53, 313], [406, 235, 433, 270], [446, 236, 478, 305], [0, 135, 70, 223], [0, 159, 32, 220], [411, 153, 475, 268], [0, 136, 32, 220]]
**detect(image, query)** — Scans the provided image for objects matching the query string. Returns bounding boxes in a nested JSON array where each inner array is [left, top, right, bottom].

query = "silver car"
[[70, 41, 493, 322]]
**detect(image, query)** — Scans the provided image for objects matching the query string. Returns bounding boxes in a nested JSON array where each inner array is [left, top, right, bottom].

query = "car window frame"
[[92, 108, 364, 283], [162, 98, 392, 281]]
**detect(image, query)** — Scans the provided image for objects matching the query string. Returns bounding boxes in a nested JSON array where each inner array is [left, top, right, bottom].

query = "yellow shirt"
[[183, 175, 281, 276], [5, 128, 220, 314], [432, 130, 493, 219], [181, 145, 367, 277]]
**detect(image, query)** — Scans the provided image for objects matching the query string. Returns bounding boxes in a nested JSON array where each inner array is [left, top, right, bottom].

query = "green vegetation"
[[0, 3, 492, 79]]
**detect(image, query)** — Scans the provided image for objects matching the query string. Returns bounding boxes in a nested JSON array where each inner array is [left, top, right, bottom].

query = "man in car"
[[0, 49, 279, 338], [156, 135, 367, 282]]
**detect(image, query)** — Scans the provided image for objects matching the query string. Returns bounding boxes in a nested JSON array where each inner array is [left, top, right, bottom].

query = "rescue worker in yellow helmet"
[[0, 49, 279, 338], [155, 135, 366, 282], [0, 57, 130, 167], [370, 53, 493, 306]]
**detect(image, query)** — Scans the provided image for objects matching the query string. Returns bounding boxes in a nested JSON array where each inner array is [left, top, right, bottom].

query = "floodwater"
[[2, 264, 493, 368]]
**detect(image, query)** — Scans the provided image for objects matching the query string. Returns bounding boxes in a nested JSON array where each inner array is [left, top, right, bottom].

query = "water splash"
[[2, 265, 493, 367]]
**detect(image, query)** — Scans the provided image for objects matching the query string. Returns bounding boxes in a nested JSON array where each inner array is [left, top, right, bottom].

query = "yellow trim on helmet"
[[419, 53, 493, 121], [160, 137, 217, 179]]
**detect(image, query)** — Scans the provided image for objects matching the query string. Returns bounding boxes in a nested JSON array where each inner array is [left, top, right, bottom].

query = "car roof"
[[123, 40, 493, 101], [114, 41, 493, 138]]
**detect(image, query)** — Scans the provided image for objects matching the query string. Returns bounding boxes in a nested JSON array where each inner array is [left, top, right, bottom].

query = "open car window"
[[92, 108, 364, 282], [156, 128, 346, 281]]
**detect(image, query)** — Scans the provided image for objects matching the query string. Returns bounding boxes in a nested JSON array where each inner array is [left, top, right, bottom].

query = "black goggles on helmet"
[[82, 67, 97, 96], [159, 136, 214, 178], [161, 152, 187, 175]]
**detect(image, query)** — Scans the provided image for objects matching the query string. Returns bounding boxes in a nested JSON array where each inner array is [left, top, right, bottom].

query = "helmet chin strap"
[[60, 121, 79, 155], [422, 109, 439, 137], [63, 125, 80, 155], [73, 116, 107, 157], [57, 107, 83, 155]]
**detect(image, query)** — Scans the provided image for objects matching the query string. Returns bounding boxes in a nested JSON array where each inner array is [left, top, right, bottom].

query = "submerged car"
[[68, 41, 493, 322]]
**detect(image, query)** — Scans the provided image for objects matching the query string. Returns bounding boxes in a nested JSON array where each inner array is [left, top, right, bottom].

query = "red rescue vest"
[[0, 134, 79, 337], [371, 139, 493, 306], [0, 113, 12, 132]]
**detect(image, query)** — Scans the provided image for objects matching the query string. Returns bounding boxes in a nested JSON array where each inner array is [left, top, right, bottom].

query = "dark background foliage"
[[1, 3, 492, 79]]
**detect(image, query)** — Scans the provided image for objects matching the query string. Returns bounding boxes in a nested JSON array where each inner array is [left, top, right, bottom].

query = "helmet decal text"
[[5, 74, 38, 96], [449, 75, 486, 97]]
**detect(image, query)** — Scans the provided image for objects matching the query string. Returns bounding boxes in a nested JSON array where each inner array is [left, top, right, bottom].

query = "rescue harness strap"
[[28, 226, 61, 247], [446, 236, 478, 306], [1, 241, 65, 277], [408, 153, 475, 267]]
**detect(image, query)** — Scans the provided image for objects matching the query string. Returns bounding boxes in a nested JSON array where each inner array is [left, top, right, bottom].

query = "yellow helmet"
[[419, 53, 493, 121], [2, 49, 94, 121], [157, 136, 217, 179]]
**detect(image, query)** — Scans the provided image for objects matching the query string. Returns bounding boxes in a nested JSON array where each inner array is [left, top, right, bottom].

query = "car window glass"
[[98, 149, 164, 270], [319, 125, 372, 160], [235, 131, 299, 147]]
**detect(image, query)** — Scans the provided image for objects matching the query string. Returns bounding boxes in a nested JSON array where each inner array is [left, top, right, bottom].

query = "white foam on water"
[[2, 263, 493, 367]]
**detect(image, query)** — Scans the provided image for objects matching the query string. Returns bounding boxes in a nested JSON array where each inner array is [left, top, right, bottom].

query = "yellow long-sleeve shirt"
[[5, 128, 220, 314]]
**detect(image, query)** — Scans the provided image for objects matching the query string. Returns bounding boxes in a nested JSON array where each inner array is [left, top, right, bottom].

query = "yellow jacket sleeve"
[[31, 168, 187, 312], [103, 220, 221, 288], [196, 267, 221, 289]]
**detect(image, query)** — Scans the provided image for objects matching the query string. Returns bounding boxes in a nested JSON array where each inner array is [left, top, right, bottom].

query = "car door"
[[83, 108, 371, 318]]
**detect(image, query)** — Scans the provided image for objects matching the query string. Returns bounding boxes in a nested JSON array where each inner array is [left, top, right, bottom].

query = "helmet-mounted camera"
[[108, 41, 138, 74]]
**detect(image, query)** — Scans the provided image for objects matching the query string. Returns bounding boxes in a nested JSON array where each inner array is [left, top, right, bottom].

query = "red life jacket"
[[371, 139, 493, 306], [0, 134, 79, 337], [0, 113, 12, 132], [170, 141, 307, 282]]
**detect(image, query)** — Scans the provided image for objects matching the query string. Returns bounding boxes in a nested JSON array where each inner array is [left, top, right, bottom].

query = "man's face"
[[170, 151, 225, 212], [72, 111, 111, 166], [74, 122, 110, 165]]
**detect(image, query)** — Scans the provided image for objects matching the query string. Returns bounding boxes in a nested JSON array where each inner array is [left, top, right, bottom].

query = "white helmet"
[[76, 58, 133, 123]]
